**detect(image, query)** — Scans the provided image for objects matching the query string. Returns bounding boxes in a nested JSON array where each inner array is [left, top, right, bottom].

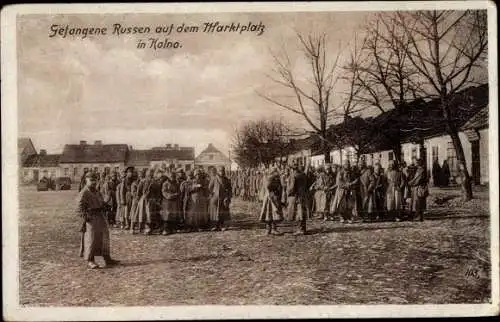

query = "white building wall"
[[424, 132, 472, 183], [479, 128, 489, 184]]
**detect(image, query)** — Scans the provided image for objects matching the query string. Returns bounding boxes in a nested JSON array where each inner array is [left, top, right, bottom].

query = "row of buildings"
[[18, 140, 231, 184], [282, 84, 490, 186]]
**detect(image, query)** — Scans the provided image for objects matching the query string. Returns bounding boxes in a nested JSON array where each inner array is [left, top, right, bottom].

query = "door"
[[471, 140, 481, 185], [33, 169, 39, 183]]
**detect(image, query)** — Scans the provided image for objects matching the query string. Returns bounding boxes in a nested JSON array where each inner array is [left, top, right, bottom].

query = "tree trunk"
[[449, 130, 473, 201], [321, 138, 331, 164], [393, 141, 402, 164], [442, 100, 474, 201]]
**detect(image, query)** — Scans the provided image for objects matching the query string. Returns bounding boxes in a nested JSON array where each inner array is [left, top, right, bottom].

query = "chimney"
[[39, 149, 47, 156], [94, 140, 102, 145], [166, 144, 172, 149], [80, 140, 87, 145]]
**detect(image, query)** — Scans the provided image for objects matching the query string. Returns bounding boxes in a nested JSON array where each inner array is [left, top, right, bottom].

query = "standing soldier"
[[160, 169, 180, 235], [259, 166, 284, 235], [386, 161, 406, 221], [310, 167, 327, 220], [305, 165, 316, 218], [79, 168, 90, 192], [130, 169, 146, 234], [287, 164, 309, 235], [189, 169, 210, 230], [138, 169, 154, 234], [208, 166, 232, 231], [119, 167, 135, 230], [408, 159, 428, 221], [77, 171, 119, 269], [331, 162, 355, 223]]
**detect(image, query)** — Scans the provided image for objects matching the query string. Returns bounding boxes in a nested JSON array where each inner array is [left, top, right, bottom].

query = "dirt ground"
[[18, 185, 491, 306]]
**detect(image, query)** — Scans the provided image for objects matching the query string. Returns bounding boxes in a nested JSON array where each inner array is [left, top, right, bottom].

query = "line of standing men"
[[76, 165, 232, 269], [253, 158, 429, 236]]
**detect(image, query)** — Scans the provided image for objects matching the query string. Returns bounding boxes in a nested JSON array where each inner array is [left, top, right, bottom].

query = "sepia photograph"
[[2, 1, 498, 320]]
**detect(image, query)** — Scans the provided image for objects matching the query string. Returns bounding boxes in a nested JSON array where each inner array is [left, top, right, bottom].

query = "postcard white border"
[[2, 1, 499, 320]]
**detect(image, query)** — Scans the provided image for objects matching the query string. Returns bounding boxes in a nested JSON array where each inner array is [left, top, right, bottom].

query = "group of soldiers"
[[79, 164, 232, 236], [77, 164, 232, 269], [234, 158, 429, 235], [76, 158, 429, 269]]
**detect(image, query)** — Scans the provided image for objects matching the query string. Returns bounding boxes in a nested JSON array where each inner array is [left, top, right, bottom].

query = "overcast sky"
[[18, 11, 380, 156]]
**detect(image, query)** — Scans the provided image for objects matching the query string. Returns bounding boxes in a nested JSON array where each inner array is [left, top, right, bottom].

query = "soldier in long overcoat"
[[77, 171, 119, 269], [208, 166, 232, 231], [188, 169, 210, 230], [259, 166, 284, 235], [386, 161, 406, 221], [287, 165, 309, 235], [310, 167, 327, 219], [160, 170, 180, 235], [408, 159, 428, 221]]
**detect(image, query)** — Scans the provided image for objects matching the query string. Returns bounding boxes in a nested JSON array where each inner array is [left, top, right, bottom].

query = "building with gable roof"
[[195, 143, 231, 172]]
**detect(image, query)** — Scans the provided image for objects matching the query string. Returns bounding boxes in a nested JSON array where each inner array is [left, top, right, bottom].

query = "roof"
[[18, 138, 34, 156], [127, 147, 195, 166], [60, 144, 129, 163], [461, 106, 488, 130], [292, 83, 489, 154], [23, 154, 61, 168], [199, 143, 222, 155]]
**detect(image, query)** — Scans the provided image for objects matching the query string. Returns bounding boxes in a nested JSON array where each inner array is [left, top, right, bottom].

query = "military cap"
[[85, 171, 98, 180]]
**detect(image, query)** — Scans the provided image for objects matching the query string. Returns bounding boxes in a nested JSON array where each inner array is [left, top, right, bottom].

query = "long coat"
[[386, 169, 406, 211], [311, 173, 329, 214], [330, 169, 353, 215], [161, 177, 180, 222], [77, 186, 110, 261], [408, 166, 428, 212], [286, 170, 309, 221], [208, 174, 232, 222], [259, 173, 284, 222], [187, 177, 209, 227], [115, 179, 133, 225], [363, 172, 377, 214], [129, 180, 140, 224]]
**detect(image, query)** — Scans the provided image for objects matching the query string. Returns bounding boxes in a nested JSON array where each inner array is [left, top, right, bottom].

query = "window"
[[388, 152, 394, 161], [74, 167, 78, 177], [411, 148, 418, 163], [400, 151, 405, 163], [344, 151, 352, 165], [447, 142, 458, 176], [209, 154, 214, 160], [114, 166, 119, 173], [23, 170, 29, 177], [185, 164, 191, 171], [64, 168, 69, 176], [432, 146, 439, 163]]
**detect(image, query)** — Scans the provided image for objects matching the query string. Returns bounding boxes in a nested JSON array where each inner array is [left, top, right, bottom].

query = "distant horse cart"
[[36, 176, 72, 191]]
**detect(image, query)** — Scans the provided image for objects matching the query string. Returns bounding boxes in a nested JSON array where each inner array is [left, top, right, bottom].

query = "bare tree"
[[346, 13, 424, 164], [390, 10, 488, 200], [232, 118, 293, 168], [259, 33, 344, 163]]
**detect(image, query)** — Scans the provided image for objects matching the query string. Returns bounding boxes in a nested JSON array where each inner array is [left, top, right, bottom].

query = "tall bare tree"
[[390, 10, 488, 200], [346, 13, 424, 164], [259, 33, 343, 163]]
